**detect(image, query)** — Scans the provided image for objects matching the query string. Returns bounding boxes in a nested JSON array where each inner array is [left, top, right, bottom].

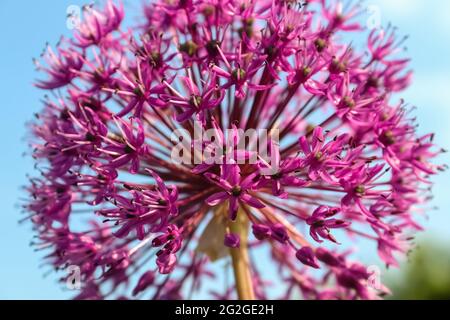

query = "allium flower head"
[[26, 0, 445, 300]]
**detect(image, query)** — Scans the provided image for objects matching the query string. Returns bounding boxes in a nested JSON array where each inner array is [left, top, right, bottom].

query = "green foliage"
[[388, 242, 450, 300]]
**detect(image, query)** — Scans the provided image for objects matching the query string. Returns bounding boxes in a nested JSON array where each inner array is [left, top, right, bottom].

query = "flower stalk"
[[228, 208, 255, 300]]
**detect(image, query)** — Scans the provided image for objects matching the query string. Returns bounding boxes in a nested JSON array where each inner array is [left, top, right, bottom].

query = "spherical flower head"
[[25, 0, 445, 300]]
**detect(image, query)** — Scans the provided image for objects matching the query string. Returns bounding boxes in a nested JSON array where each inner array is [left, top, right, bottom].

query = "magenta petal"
[[241, 194, 265, 209], [205, 192, 229, 206]]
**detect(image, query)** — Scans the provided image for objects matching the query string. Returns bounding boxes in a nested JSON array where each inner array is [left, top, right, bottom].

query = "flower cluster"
[[26, 0, 444, 300]]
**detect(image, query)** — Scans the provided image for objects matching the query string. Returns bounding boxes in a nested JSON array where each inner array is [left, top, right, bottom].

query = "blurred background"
[[0, 0, 449, 299]]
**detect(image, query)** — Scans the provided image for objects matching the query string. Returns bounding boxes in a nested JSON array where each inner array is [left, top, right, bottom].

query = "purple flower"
[[252, 224, 271, 241], [224, 233, 240, 248], [212, 43, 272, 99], [98, 117, 148, 174], [103, 59, 166, 118], [270, 223, 289, 244], [315, 248, 343, 267], [258, 140, 308, 198], [132, 271, 155, 297], [306, 206, 350, 243], [34, 44, 84, 89], [74, 1, 124, 48], [205, 164, 265, 220], [26, 0, 444, 300], [163, 73, 224, 123], [153, 224, 183, 274], [296, 247, 320, 269], [98, 169, 178, 240], [339, 164, 388, 219], [299, 127, 349, 182]]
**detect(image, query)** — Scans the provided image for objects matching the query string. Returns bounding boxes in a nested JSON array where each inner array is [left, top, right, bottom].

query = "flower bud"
[[252, 224, 271, 240], [224, 233, 240, 248], [296, 246, 320, 269]]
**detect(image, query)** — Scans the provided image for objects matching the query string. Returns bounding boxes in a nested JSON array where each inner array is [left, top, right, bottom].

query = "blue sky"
[[0, 0, 449, 299]]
